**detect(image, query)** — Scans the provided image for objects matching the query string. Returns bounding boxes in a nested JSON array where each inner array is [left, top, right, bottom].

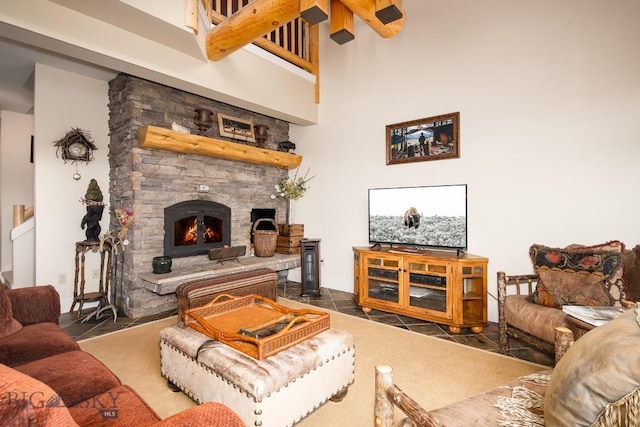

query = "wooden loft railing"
[[194, 0, 404, 104], [13, 205, 34, 227], [208, 0, 315, 73], [202, 0, 320, 102]]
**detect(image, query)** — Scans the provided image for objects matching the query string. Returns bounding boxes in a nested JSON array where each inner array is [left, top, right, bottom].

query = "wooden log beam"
[[138, 126, 302, 169], [206, 0, 300, 61], [330, 0, 355, 45], [340, 0, 405, 38], [300, 0, 328, 25], [375, 0, 403, 25]]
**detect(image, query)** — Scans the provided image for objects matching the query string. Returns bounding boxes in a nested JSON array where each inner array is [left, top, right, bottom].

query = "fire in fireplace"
[[164, 200, 231, 258]]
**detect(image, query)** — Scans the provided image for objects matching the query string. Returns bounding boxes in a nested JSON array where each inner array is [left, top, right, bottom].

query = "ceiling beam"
[[330, 0, 355, 45], [339, 0, 405, 38], [375, 0, 403, 25], [206, 0, 300, 61], [300, 0, 329, 25]]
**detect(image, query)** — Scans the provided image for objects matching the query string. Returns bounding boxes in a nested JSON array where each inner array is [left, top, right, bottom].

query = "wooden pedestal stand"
[[70, 240, 117, 322]]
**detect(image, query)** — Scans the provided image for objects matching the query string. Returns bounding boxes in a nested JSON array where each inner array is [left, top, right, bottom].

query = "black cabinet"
[[301, 239, 321, 297]]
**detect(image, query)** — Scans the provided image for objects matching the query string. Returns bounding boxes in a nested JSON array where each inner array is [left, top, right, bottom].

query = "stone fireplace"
[[108, 74, 291, 317], [164, 200, 231, 258]]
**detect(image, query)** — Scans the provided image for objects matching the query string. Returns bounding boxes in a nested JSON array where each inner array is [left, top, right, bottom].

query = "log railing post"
[[374, 365, 394, 427], [554, 327, 574, 364], [375, 365, 446, 427]]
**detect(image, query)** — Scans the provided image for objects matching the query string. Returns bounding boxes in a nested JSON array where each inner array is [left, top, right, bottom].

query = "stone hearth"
[[139, 253, 300, 296], [108, 74, 291, 317]]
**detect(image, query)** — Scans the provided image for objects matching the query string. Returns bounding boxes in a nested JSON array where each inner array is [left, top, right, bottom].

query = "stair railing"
[[13, 205, 34, 227]]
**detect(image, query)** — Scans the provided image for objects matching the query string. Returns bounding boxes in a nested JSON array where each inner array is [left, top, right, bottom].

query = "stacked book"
[[562, 305, 626, 327]]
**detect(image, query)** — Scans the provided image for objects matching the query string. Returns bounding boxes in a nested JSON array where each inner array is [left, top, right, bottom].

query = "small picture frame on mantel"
[[218, 113, 256, 143], [386, 112, 460, 165]]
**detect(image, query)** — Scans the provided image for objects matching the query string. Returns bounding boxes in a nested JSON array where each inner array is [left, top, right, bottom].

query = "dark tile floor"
[[60, 282, 554, 367]]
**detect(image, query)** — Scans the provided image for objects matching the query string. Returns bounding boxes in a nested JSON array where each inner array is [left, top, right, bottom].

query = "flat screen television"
[[368, 184, 467, 251]]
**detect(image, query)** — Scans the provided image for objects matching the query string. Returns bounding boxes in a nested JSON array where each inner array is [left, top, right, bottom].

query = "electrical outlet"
[[92, 269, 100, 280], [58, 273, 66, 285]]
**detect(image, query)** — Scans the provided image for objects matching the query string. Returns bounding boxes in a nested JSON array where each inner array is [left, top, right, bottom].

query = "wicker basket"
[[253, 218, 278, 257]]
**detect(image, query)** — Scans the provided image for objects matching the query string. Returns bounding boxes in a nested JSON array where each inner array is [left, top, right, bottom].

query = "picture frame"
[[386, 112, 460, 165], [218, 113, 256, 143]]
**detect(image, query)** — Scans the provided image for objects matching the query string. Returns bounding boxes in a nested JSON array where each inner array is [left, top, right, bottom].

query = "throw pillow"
[[529, 241, 627, 308], [544, 307, 640, 426], [577, 240, 628, 305], [623, 245, 640, 301], [0, 285, 22, 339], [0, 363, 78, 426]]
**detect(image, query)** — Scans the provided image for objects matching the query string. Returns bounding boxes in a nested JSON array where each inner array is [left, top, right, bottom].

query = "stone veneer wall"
[[108, 74, 289, 317]]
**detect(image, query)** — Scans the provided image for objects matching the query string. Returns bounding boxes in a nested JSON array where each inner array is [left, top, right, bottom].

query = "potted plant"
[[271, 168, 315, 225]]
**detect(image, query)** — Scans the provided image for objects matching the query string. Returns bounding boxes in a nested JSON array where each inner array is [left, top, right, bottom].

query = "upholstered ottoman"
[[160, 323, 355, 427], [176, 268, 278, 321]]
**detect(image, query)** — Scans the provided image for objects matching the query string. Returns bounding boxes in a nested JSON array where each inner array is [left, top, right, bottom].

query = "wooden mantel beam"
[[138, 126, 302, 169], [339, 0, 405, 38], [206, 0, 300, 61]]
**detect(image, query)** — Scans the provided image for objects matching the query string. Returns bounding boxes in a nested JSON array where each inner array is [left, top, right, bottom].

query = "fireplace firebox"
[[164, 200, 231, 258]]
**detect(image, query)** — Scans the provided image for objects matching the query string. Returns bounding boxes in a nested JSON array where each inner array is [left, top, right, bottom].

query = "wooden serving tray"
[[184, 294, 330, 359]]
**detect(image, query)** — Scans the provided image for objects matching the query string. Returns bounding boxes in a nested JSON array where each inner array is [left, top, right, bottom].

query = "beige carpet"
[[79, 299, 546, 426]]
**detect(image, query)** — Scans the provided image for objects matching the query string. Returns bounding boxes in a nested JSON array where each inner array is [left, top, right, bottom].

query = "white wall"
[[34, 64, 110, 311], [0, 110, 33, 274], [290, 0, 640, 322]]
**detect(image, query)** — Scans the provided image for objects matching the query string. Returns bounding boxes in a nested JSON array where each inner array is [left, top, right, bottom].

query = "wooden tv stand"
[[353, 246, 488, 333]]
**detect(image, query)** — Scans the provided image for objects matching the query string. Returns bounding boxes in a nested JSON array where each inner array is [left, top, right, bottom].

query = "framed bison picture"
[[218, 113, 256, 143], [385, 112, 460, 165]]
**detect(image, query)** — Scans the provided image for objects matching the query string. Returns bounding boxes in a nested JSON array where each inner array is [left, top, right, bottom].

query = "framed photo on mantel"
[[386, 112, 460, 165], [218, 113, 256, 143]]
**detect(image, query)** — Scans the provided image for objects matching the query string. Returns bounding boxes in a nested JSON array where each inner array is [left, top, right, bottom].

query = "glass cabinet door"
[[406, 259, 450, 317], [365, 256, 400, 304]]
